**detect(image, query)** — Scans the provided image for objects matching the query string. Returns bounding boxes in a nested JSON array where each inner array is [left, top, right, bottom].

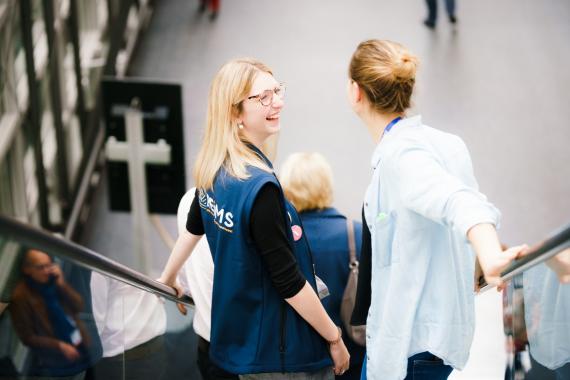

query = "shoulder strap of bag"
[[346, 219, 357, 265]]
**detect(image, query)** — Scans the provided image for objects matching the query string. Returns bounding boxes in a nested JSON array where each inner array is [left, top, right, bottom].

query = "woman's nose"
[[271, 93, 284, 109]]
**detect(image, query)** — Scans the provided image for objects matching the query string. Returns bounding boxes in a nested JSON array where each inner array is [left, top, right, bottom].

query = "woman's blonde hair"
[[194, 58, 276, 189], [349, 39, 419, 114], [280, 152, 334, 212]]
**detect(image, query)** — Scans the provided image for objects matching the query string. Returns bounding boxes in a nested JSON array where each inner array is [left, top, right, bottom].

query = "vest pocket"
[[373, 211, 398, 267]]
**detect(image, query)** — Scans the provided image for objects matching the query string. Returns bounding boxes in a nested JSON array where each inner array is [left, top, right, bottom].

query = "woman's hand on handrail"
[[156, 276, 188, 315], [467, 223, 528, 287], [158, 230, 201, 315]]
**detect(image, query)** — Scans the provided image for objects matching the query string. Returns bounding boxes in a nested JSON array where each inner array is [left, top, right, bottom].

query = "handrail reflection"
[[0, 215, 194, 307], [480, 222, 570, 292]]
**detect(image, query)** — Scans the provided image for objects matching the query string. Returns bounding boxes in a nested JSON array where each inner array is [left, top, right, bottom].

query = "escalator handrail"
[[480, 222, 570, 291], [4, 214, 568, 299], [0, 214, 194, 307]]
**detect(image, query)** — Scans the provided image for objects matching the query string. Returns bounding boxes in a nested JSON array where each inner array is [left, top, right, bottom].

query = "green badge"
[[376, 212, 387, 222]]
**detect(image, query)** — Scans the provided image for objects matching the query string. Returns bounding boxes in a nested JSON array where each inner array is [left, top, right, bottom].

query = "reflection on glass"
[[545, 249, 570, 285], [0, 223, 202, 379], [503, 275, 529, 380], [90, 272, 167, 380], [522, 263, 570, 380], [504, 257, 570, 380], [8, 249, 93, 377]]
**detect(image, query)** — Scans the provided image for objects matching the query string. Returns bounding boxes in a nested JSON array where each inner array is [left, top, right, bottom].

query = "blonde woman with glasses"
[[159, 58, 349, 380]]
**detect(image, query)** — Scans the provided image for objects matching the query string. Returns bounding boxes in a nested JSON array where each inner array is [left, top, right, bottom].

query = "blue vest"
[[198, 147, 331, 374], [299, 208, 366, 365]]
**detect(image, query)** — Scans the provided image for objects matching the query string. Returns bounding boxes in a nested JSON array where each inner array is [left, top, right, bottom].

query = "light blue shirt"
[[363, 115, 501, 380]]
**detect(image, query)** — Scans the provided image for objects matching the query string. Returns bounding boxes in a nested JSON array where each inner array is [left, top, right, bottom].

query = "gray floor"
[[81, 0, 570, 378]]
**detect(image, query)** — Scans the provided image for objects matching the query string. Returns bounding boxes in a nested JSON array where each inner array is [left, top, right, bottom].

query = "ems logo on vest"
[[198, 189, 234, 233]]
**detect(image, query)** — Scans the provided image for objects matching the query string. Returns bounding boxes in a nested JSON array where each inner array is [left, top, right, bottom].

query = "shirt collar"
[[370, 115, 422, 168]]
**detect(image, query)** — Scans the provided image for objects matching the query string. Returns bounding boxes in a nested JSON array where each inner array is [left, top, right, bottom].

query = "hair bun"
[[349, 39, 418, 113], [393, 53, 418, 82]]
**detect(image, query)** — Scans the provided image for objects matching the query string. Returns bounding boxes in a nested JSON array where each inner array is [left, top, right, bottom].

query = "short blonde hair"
[[349, 39, 419, 114], [280, 152, 333, 212], [194, 58, 275, 190]]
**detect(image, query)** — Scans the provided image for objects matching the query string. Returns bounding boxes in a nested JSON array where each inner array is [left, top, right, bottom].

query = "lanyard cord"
[[380, 116, 402, 141], [385, 116, 402, 133]]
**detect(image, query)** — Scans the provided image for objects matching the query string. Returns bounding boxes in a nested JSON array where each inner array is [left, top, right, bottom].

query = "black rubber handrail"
[[0, 214, 194, 307], [480, 222, 570, 291]]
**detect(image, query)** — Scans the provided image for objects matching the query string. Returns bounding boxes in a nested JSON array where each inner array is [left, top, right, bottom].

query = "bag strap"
[[346, 219, 357, 265]]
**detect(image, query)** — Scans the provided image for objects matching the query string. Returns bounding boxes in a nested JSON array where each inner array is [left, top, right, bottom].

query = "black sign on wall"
[[102, 78, 186, 214]]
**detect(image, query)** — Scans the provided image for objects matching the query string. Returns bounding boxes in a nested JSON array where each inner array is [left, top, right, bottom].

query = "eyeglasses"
[[246, 83, 286, 106], [29, 263, 55, 271]]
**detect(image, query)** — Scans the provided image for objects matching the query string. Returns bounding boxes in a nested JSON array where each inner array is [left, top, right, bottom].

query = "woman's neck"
[[243, 136, 264, 150], [363, 110, 404, 144], [241, 130, 267, 152]]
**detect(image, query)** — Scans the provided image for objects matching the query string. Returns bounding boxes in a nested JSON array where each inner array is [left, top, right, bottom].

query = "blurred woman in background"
[[281, 152, 366, 380]]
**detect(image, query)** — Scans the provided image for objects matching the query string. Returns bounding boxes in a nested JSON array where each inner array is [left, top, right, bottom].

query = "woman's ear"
[[347, 80, 363, 110], [234, 115, 245, 129], [232, 105, 243, 126]]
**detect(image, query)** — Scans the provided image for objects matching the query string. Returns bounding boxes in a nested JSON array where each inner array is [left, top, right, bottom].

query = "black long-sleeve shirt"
[[350, 207, 372, 326], [186, 185, 306, 299]]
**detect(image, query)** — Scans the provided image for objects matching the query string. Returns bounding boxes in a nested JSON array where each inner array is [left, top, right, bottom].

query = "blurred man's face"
[[23, 250, 54, 284]]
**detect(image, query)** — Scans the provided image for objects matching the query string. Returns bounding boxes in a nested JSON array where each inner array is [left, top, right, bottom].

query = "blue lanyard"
[[385, 116, 402, 133]]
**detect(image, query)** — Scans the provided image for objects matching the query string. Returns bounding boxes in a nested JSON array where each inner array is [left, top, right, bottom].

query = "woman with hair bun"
[[346, 40, 526, 380]]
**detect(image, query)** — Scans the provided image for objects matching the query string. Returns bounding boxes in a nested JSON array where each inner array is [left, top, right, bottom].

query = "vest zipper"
[[280, 302, 287, 373]]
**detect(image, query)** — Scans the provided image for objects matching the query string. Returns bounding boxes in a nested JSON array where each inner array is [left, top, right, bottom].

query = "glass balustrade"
[[0, 214, 568, 379], [0, 217, 199, 379]]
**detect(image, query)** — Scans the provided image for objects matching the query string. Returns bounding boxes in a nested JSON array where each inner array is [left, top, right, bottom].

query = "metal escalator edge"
[[0, 214, 194, 307]]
